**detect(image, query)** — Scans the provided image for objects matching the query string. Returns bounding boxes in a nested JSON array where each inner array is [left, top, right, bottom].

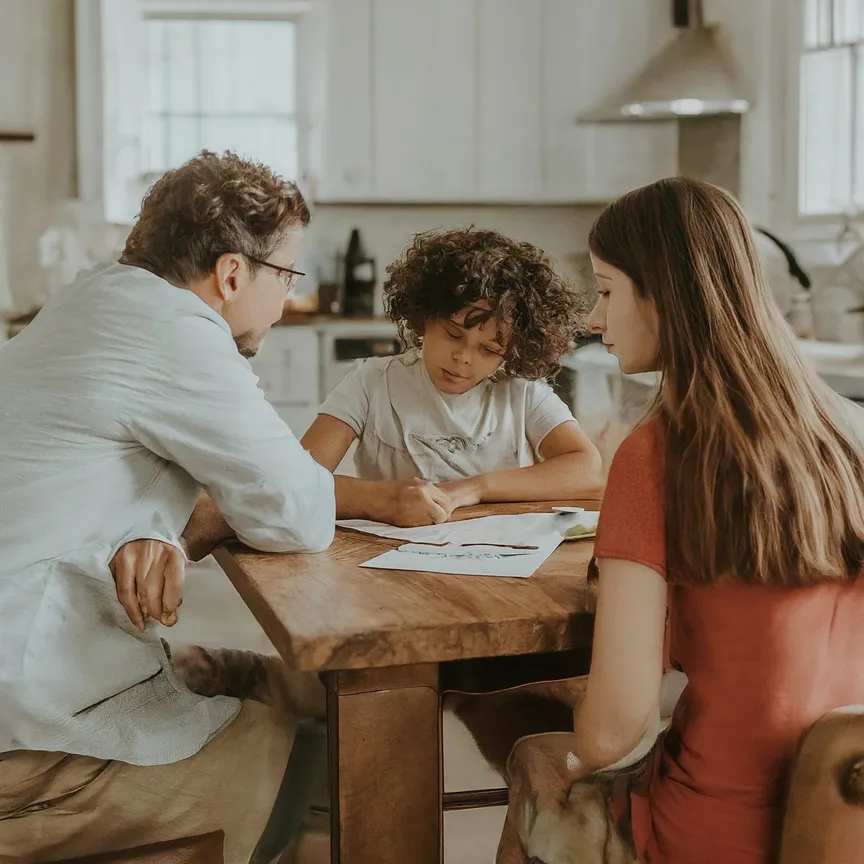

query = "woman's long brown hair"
[[589, 177, 864, 587]]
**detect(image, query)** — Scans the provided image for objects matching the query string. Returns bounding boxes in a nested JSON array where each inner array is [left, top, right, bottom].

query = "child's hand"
[[383, 478, 455, 527]]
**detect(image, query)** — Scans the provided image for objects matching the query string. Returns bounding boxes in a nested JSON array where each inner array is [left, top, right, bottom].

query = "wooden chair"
[[53, 831, 224, 864], [251, 670, 864, 864], [777, 706, 864, 864]]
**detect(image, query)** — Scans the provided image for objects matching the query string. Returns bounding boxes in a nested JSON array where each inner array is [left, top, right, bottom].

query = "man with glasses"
[[0, 150, 334, 862]]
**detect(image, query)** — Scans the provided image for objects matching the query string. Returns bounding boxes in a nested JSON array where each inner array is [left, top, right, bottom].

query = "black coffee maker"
[[342, 228, 376, 317]]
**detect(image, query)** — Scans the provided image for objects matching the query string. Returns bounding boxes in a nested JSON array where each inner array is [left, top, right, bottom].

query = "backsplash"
[[305, 203, 603, 316]]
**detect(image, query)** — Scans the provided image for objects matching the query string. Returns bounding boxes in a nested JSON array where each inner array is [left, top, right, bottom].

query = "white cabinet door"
[[540, 0, 677, 202], [250, 328, 320, 439], [306, 0, 374, 202], [0, 1, 35, 134], [539, 0, 593, 200], [308, 0, 677, 205], [371, 0, 477, 201], [476, 0, 543, 201]]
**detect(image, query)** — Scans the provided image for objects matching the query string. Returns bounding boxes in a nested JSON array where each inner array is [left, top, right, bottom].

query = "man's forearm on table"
[[334, 475, 393, 521], [181, 493, 234, 561]]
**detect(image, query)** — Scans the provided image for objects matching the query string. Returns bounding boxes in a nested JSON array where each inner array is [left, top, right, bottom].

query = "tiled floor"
[[159, 557, 506, 863]]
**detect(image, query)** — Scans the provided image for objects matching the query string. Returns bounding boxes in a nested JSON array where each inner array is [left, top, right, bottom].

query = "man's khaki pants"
[[0, 648, 323, 864]]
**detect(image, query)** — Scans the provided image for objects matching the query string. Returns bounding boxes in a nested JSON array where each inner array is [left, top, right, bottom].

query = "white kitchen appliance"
[[318, 318, 402, 398]]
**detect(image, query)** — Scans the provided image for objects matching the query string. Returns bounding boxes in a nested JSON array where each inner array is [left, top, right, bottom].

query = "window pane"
[[140, 17, 299, 181], [804, 0, 832, 46], [146, 20, 167, 115], [142, 115, 167, 175], [162, 20, 198, 114], [164, 116, 200, 167], [799, 47, 854, 214], [198, 20, 296, 114], [833, 0, 864, 43], [200, 116, 298, 179]]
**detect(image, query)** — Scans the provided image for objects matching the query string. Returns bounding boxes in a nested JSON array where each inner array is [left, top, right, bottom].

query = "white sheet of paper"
[[360, 536, 563, 578], [338, 512, 597, 578], [338, 512, 589, 544]]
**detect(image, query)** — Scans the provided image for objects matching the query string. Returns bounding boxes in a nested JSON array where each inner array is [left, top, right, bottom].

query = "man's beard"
[[234, 331, 262, 359]]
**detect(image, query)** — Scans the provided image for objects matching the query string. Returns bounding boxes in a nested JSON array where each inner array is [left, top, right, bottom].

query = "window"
[[798, 0, 864, 215], [75, 0, 305, 224], [141, 17, 298, 185]]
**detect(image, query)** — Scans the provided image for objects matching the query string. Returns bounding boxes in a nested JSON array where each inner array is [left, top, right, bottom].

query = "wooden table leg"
[[325, 664, 442, 864]]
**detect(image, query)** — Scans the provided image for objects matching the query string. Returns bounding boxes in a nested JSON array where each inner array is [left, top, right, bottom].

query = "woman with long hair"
[[498, 177, 864, 864]]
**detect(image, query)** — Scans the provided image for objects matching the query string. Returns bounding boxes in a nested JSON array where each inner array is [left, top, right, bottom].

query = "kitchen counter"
[[275, 313, 393, 328], [564, 339, 864, 402]]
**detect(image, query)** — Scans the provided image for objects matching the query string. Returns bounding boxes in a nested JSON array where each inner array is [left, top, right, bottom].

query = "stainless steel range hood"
[[581, 0, 750, 122]]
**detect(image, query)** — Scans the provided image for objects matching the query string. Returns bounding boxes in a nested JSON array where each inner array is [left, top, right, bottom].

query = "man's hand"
[[110, 538, 187, 631], [436, 477, 484, 510], [382, 478, 456, 527]]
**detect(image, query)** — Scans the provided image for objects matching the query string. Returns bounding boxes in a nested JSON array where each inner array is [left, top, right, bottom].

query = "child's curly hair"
[[383, 228, 588, 380]]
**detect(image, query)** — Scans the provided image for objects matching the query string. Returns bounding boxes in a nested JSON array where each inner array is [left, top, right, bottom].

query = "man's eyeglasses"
[[245, 254, 306, 293]]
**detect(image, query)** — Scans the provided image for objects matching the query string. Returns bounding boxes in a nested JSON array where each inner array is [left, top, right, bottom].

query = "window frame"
[[778, 0, 864, 262], [75, 0, 312, 226]]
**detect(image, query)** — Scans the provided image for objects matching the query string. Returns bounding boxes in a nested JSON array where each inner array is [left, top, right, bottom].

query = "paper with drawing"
[[337, 511, 600, 578]]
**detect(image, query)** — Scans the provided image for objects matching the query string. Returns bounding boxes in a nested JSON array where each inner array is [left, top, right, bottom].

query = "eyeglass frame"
[[243, 254, 306, 293]]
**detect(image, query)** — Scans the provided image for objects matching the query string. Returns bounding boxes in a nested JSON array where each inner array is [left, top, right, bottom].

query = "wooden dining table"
[[213, 499, 600, 864]]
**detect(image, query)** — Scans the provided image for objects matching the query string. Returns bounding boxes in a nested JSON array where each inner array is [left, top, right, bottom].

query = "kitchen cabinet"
[[372, 0, 477, 201], [540, 0, 678, 201], [305, 0, 374, 201], [0, 2, 35, 135], [308, 0, 678, 204], [250, 326, 320, 439], [476, 0, 543, 201]]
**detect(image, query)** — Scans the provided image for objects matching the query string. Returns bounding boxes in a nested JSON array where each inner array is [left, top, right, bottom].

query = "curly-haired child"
[[300, 227, 603, 526]]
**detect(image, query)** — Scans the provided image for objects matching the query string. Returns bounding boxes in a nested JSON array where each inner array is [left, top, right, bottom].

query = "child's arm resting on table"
[[301, 414, 456, 526], [437, 419, 604, 509]]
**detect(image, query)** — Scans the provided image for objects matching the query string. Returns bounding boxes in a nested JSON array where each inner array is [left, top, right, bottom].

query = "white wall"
[[0, 0, 77, 314], [0, 0, 784, 314], [703, 0, 784, 227], [306, 203, 603, 314]]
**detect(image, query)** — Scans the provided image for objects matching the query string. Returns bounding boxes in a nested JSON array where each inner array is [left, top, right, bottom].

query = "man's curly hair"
[[384, 228, 588, 380], [122, 150, 310, 285]]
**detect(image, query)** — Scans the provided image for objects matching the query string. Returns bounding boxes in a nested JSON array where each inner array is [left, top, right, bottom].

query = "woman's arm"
[[437, 420, 605, 509], [572, 557, 667, 773], [301, 414, 454, 526]]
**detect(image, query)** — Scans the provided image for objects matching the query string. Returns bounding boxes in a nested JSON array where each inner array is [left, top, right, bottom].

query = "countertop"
[[564, 339, 864, 400], [276, 313, 394, 327]]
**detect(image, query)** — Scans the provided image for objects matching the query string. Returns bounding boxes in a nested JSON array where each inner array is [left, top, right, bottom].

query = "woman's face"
[[587, 253, 660, 375]]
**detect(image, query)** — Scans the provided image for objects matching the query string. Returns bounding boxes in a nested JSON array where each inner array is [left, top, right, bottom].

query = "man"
[[0, 151, 334, 863]]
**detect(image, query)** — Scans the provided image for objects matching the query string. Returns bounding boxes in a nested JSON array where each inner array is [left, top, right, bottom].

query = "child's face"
[[422, 302, 507, 394]]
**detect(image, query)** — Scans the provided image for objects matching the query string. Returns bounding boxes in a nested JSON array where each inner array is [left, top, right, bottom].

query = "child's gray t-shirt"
[[318, 349, 577, 482]]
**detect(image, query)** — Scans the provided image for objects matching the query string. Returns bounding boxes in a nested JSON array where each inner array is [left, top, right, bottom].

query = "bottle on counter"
[[317, 248, 344, 316], [343, 228, 376, 318]]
